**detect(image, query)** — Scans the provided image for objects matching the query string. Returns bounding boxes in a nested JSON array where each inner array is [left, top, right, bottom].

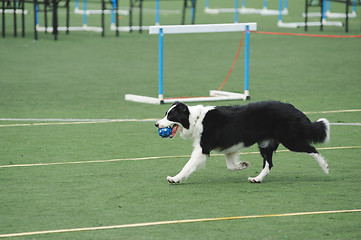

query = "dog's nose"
[[155, 123, 159, 128]]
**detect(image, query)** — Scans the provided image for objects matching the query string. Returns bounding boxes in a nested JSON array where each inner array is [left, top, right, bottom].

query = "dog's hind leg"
[[225, 152, 250, 171], [167, 145, 208, 184], [248, 140, 279, 183], [309, 152, 329, 174], [283, 142, 329, 174]]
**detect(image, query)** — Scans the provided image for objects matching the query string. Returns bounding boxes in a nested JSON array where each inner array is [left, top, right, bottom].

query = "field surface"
[[1, 0, 361, 239]]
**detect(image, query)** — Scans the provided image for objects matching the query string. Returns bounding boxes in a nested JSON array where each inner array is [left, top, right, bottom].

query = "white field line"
[[0, 118, 158, 122], [0, 108, 360, 127], [330, 123, 361, 126], [303, 109, 361, 114], [0, 121, 360, 127], [0, 209, 360, 238], [0, 119, 158, 127], [1, 146, 360, 168]]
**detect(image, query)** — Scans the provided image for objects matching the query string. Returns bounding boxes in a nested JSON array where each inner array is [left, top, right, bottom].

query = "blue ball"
[[158, 127, 172, 138]]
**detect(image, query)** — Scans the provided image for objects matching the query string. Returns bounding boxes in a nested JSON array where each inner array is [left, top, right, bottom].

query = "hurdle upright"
[[125, 22, 257, 104]]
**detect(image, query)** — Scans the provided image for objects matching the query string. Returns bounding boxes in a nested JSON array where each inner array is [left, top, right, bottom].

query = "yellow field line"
[[0, 209, 360, 238], [1, 146, 361, 168]]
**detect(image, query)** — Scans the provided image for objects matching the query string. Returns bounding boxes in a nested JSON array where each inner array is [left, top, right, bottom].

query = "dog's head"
[[155, 102, 190, 138]]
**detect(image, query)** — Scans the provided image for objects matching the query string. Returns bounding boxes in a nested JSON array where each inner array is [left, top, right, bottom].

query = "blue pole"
[[191, 0, 195, 23], [322, 0, 326, 21], [205, 0, 209, 8], [327, 0, 331, 12], [158, 28, 164, 100], [35, 4, 39, 25], [234, 0, 239, 23], [156, 0, 160, 25], [83, 0, 87, 26], [111, 0, 116, 25], [278, 0, 283, 22], [244, 25, 250, 98], [241, 0, 246, 8], [75, 0, 79, 9], [284, 0, 288, 10], [353, 0, 356, 12], [110, 0, 116, 24], [263, 0, 268, 9]]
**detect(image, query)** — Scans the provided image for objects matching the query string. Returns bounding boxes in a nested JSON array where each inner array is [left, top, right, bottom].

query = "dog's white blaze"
[[156, 117, 175, 129], [179, 105, 214, 140]]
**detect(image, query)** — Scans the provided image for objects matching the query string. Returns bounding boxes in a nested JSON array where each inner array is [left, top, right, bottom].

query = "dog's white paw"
[[235, 161, 250, 170], [321, 163, 329, 174], [167, 176, 180, 184], [248, 177, 262, 183]]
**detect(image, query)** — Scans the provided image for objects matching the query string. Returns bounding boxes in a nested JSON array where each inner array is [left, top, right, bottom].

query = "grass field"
[[1, 0, 361, 239]]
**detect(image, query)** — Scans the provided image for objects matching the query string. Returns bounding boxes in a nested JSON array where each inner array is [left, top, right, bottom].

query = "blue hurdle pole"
[[322, 0, 327, 22], [263, 0, 268, 9], [191, 0, 196, 23], [158, 28, 164, 101], [244, 25, 250, 98], [83, 0, 87, 26], [327, 0, 331, 12], [111, 0, 116, 25], [35, 4, 39, 25], [205, 0, 209, 8], [278, 0, 283, 22], [241, 0, 246, 8], [75, 0, 79, 9], [156, 0, 160, 25], [234, 0, 239, 23], [353, 0, 356, 13]]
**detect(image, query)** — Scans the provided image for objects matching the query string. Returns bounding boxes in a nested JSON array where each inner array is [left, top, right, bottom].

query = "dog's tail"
[[310, 118, 330, 144]]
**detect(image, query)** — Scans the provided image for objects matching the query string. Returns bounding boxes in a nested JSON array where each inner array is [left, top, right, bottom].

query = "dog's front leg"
[[167, 146, 207, 184]]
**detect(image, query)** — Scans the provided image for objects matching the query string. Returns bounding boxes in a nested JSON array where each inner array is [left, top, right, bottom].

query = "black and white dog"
[[155, 101, 330, 183]]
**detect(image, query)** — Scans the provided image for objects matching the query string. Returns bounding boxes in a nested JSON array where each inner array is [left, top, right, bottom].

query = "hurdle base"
[[74, 7, 129, 15], [302, 11, 356, 19], [36, 25, 103, 32], [204, 7, 288, 16], [125, 90, 250, 105], [110, 24, 150, 32], [0, 9, 28, 14], [277, 20, 342, 28]]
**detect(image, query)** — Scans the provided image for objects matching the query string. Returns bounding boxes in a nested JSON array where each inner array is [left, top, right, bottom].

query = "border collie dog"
[[155, 101, 330, 183]]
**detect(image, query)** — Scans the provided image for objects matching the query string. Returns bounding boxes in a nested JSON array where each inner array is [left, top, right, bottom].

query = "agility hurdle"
[[205, 0, 288, 17], [125, 23, 257, 104], [277, 0, 342, 28], [74, 0, 128, 15], [36, 0, 104, 35], [113, 0, 195, 33], [303, 0, 357, 19]]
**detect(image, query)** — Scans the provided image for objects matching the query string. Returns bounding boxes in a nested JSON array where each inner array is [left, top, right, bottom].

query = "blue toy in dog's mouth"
[[158, 125, 178, 138]]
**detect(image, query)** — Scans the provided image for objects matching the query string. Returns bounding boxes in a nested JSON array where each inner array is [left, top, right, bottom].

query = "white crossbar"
[[149, 23, 257, 34]]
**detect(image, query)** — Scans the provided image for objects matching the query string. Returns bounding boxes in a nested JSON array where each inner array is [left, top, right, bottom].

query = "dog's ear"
[[177, 102, 188, 112]]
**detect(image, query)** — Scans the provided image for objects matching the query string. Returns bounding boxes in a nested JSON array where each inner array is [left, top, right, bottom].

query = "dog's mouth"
[[170, 124, 179, 138]]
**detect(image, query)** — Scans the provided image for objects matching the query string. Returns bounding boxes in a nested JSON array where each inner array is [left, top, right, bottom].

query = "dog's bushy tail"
[[310, 118, 330, 144]]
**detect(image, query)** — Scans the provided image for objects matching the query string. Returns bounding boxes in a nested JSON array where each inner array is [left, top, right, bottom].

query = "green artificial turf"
[[1, 0, 361, 239]]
